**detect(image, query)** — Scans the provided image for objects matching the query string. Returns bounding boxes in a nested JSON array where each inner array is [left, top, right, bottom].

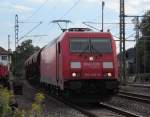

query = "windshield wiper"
[[79, 45, 90, 56], [90, 45, 102, 55]]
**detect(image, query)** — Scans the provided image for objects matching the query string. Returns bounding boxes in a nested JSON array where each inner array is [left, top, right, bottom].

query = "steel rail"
[[127, 84, 150, 88], [118, 91, 150, 104], [99, 102, 142, 117]]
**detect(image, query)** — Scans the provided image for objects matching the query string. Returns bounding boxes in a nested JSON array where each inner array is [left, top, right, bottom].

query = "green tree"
[[140, 11, 150, 73], [12, 39, 40, 76], [135, 11, 150, 73]]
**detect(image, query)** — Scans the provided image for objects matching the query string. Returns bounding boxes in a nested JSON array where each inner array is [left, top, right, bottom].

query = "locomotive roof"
[[62, 31, 113, 38]]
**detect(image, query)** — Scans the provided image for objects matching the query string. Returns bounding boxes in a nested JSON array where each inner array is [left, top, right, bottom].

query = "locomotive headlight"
[[107, 73, 112, 77], [72, 72, 77, 77], [104, 73, 112, 77], [89, 56, 94, 61]]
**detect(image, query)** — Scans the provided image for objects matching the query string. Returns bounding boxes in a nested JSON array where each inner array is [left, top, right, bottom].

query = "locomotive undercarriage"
[[62, 79, 119, 102], [28, 76, 119, 103], [64, 79, 119, 94]]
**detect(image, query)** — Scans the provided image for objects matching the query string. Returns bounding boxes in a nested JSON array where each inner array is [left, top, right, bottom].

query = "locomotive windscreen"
[[70, 38, 89, 52], [70, 38, 112, 53]]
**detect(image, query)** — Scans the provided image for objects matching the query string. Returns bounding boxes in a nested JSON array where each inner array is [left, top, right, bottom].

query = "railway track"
[[42, 88, 146, 117], [65, 101, 142, 117], [118, 91, 150, 104], [45, 92, 142, 117], [123, 84, 150, 89], [79, 102, 142, 117], [19, 79, 146, 117], [99, 102, 141, 117], [25, 81, 97, 117], [25, 81, 143, 117]]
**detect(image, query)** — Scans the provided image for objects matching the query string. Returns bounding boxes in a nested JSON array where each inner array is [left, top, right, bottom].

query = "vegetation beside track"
[[0, 85, 45, 117]]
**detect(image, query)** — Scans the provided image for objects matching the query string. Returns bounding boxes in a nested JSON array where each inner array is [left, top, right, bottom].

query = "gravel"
[[12, 80, 87, 117], [120, 85, 150, 96], [106, 93, 150, 117]]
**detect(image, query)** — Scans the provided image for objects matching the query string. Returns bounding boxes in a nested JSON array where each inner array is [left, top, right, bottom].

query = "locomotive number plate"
[[83, 62, 100, 68]]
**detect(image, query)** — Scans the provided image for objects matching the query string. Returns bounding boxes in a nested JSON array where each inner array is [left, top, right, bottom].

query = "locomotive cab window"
[[91, 39, 112, 53], [70, 38, 112, 53], [70, 39, 89, 53]]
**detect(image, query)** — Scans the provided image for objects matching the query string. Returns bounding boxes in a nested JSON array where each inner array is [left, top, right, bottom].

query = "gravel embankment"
[[106, 83, 150, 117], [12, 80, 87, 117], [120, 84, 150, 96]]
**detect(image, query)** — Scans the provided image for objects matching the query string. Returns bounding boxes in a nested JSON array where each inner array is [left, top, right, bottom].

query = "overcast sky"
[[0, 0, 150, 52]]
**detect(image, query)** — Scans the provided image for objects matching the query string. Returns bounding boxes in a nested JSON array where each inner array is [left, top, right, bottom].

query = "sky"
[[0, 0, 150, 52]]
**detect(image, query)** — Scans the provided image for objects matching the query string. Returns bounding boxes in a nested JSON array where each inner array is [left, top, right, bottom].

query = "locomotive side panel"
[[40, 43, 57, 86], [112, 38, 118, 79]]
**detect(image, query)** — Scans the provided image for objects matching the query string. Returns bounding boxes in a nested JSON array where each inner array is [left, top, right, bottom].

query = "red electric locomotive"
[[25, 28, 119, 101]]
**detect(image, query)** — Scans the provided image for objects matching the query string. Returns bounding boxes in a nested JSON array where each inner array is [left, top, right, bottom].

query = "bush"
[[30, 93, 45, 117], [13, 109, 25, 117], [0, 86, 14, 117], [0, 86, 46, 117]]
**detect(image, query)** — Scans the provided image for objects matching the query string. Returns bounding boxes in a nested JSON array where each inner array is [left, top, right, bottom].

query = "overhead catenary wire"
[[48, 0, 81, 25], [59, 0, 81, 20], [48, 0, 81, 31], [23, 0, 49, 21], [16, 0, 49, 42], [18, 21, 43, 42], [82, 21, 146, 25], [18, 0, 58, 43], [83, 22, 100, 31]]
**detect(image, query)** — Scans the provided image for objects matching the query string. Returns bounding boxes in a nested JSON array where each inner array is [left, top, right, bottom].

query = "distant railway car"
[[0, 64, 9, 80], [25, 50, 42, 85], [25, 28, 119, 101]]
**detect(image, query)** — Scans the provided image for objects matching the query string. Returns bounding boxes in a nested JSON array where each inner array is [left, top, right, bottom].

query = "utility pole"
[[135, 17, 140, 77], [8, 35, 11, 52], [144, 35, 146, 73], [8, 35, 11, 72], [120, 0, 126, 84], [15, 14, 19, 51], [101, 1, 105, 32]]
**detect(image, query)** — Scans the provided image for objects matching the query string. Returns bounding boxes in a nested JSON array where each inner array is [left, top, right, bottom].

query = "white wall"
[[0, 55, 9, 66]]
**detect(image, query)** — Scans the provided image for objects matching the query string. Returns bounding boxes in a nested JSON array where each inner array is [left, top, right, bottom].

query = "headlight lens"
[[103, 62, 113, 68], [104, 73, 112, 77], [70, 62, 81, 69], [107, 73, 112, 77], [72, 72, 80, 78], [89, 56, 94, 61], [72, 72, 77, 77]]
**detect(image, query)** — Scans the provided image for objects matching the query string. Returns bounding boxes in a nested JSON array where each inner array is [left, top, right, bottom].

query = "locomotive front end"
[[62, 32, 119, 97]]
